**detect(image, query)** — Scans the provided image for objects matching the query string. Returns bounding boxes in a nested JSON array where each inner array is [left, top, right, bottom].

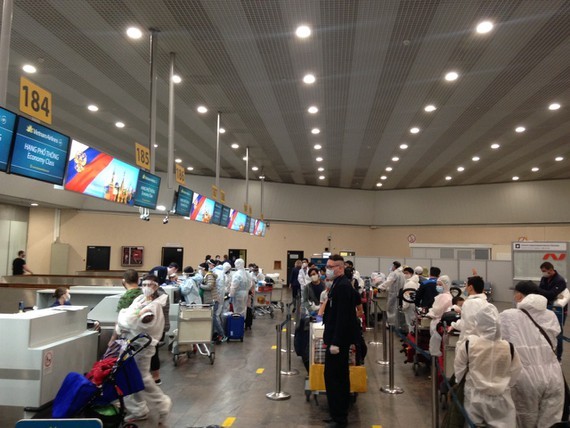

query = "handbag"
[[441, 341, 469, 428], [520, 308, 570, 421]]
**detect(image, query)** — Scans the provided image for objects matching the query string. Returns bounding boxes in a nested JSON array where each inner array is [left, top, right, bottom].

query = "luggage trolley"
[[172, 303, 215, 366], [254, 284, 274, 318]]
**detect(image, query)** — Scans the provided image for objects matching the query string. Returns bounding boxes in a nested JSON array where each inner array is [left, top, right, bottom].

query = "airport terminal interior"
[[1, 1, 570, 427]]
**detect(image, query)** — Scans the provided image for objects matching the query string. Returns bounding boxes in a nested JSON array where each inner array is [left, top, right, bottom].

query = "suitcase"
[[226, 313, 245, 342], [245, 306, 253, 329]]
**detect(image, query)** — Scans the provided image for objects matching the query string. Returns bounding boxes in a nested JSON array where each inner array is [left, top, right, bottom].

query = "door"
[[286, 250, 304, 286], [228, 249, 247, 266], [161, 247, 184, 268]]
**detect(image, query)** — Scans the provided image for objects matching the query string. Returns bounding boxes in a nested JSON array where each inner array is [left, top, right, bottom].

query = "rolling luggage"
[[226, 313, 245, 342]]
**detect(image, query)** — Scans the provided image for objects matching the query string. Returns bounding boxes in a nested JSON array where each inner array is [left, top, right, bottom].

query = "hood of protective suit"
[[517, 293, 548, 311], [235, 258, 245, 270], [414, 266, 424, 275], [472, 303, 501, 341], [212, 264, 223, 274], [371, 272, 386, 285], [438, 275, 451, 293], [223, 262, 231, 273]]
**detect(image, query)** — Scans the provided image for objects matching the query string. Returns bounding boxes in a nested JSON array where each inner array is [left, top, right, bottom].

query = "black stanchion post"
[[377, 309, 389, 366], [431, 356, 439, 428], [281, 313, 299, 376], [266, 322, 291, 400], [369, 299, 381, 346], [380, 325, 403, 394]]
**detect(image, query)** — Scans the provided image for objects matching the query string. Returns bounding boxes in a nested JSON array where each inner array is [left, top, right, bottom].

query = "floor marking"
[[271, 345, 277, 350], [256, 368, 265, 374], [282, 327, 287, 332], [222, 416, 236, 427], [372, 425, 382, 428]]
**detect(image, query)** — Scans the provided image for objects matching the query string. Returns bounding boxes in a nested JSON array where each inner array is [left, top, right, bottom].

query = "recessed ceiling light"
[[472, 156, 480, 162], [187, 166, 194, 171], [410, 127, 420, 134], [219, 128, 226, 134], [156, 205, 166, 211], [87, 104, 99, 112], [311, 128, 320, 134], [296, 25, 312, 39], [380, 175, 387, 180], [231, 143, 239, 149], [115, 121, 125, 128], [491, 143, 500, 149], [318, 167, 324, 172], [548, 103, 561, 111], [376, 182, 383, 187], [385, 167, 393, 172], [512, 176, 519, 181], [259, 175, 265, 180], [197, 105, 208, 114], [476, 21, 494, 34], [457, 166, 465, 172], [531, 167, 539, 172], [303, 74, 316, 84], [172, 74, 182, 84], [424, 104, 437, 112], [391, 156, 399, 162], [252, 166, 259, 171], [555, 156, 564, 162], [399, 143, 408, 150], [308, 106, 319, 114], [30, 203, 39, 207], [316, 157, 323, 162], [154, 144, 158, 148], [445, 176, 452, 181], [515, 126, 526, 133], [314, 144, 322, 150], [445, 71, 459, 81], [175, 158, 182, 163], [22, 64, 37, 73], [318, 175, 325, 180], [242, 156, 248, 161], [126, 27, 143, 39]]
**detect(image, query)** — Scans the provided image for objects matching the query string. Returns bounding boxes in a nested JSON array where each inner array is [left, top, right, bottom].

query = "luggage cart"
[[254, 285, 274, 318], [172, 303, 215, 366], [270, 279, 285, 313]]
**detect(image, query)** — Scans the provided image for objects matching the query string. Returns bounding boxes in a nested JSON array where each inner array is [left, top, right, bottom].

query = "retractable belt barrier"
[[266, 314, 294, 401], [393, 328, 476, 428]]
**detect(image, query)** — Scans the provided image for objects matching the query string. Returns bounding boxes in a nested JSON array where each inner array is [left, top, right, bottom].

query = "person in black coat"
[[322, 254, 358, 428]]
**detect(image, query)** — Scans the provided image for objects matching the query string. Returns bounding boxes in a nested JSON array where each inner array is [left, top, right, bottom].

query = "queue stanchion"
[[431, 356, 440, 428], [377, 309, 389, 366], [365, 287, 373, 331], [380, 324, 403, 394], [283, 302, 293, 353], [266, 320, 291, 400], [281, 311, 299, 376], [369, 298, 381, 346]]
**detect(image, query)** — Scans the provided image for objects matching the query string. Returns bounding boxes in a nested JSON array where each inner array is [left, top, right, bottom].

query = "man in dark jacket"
[[414, 266, 441, 310], [538, 261, 568, 359], [322, 254, 357, 428]]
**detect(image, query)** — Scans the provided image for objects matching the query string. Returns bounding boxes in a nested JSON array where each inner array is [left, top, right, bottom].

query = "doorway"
[[286, 250, 304, 285], [228, 249, 247, 266]]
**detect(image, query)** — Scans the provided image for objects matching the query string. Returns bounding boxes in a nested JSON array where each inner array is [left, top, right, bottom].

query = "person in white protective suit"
[[179, 266, 202, 305], [427, 275, 453, 356], [116, 275, 172, 423], [230, 258, 250, 316], [377, 261, 406, 326], [221, 262, 232, 313], [499, 281, 564, 428], [454, 303, 522, 428], [401, 267, 420, 332]]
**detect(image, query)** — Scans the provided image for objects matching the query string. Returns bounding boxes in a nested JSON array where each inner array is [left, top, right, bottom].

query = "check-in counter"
[[443, 331, 460, 378], [0, 307, 98, 407], [36, 286, 125, 310]]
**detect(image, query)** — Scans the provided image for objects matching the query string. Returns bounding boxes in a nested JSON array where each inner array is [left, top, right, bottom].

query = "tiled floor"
[[3, 293, 569, 428]]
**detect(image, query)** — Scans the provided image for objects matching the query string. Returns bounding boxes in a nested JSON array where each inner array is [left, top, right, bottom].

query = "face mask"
[[325, 280, 333, 289], [302, 263, 308, 269], [65, 294, 71, 302], [542, 272, 550, 278], [326, 268, 335, 280], [142, 286, 154, 297], [310, 274, 319, 282], [404, 274, 411, 280], [320, 274, 326, 280], [436, 285, 443, 294]]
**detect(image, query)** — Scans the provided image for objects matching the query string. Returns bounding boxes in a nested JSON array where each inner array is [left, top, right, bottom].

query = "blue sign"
[[16, 419, 102, 428], [175, 185, 193, 217], [220, 205, 230, 228], [211, 202, 223, 225], [134, 170, 161, 209], [0, 107, 17, 172], [9, 116, 70, 185]]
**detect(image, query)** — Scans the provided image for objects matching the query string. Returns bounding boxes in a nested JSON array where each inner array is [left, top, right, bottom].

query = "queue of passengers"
[[371, 260, 568, 428]]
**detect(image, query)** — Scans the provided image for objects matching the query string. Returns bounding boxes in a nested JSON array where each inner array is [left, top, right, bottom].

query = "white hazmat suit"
[[427, 275, 453, 356], [378, 266, 406, 326], [454, 304, 521, 428], [499, 294, 564, 428], [230, 258, 249, 316]]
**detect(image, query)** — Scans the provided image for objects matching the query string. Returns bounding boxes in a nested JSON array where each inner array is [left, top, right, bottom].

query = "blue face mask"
[[436, 285, 444, 294], [320, 274, 326, 280]]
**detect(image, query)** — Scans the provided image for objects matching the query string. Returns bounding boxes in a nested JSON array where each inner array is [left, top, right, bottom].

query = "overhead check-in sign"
[[135, 142, 150, 170], [20, 77, 52, 124], [175, 164, 185, 184]]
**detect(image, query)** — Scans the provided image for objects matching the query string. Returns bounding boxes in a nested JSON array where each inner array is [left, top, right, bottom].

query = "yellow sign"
[[175, 164, 185, 184], [243, 203, 248, 212], [135, 143, 150, 170], [220, 190, 226, 203], [248, 205, 252, 216], [212, 184, 218, 200], [20, 77, 52, 124]]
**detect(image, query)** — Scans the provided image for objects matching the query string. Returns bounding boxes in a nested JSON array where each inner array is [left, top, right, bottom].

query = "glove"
[[329, 345, 340, 355]]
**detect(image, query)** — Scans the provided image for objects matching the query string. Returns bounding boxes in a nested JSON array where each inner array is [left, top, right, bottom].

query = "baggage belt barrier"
[[266, 312, 295, 401]]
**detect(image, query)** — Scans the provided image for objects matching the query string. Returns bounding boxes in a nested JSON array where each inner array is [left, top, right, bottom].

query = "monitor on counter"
[[64, 139, 138, 205], [9, 116, 70, 184], [175, 185, 193, 217], [0, 107, 18, 172]]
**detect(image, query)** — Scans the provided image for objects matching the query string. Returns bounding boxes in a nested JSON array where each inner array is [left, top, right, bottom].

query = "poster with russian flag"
[[190, 193, 216, 223], [64, 140, 139, 205]]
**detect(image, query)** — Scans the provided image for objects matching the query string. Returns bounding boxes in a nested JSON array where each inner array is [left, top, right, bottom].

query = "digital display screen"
[[220, 205, 230, 227], [254, 219, 267, 237], [0, 107, 17, 172], [175, 185, 193, 217], [244, 216, 251, 233], [9, 116, 70, 184], [228, 209, 247, 231], [64, 140, 138, 204], [133, 170, 161, 209], [190, 193, 216, 223], [211, 202, 223, 225], [248, 217, 256, 234]]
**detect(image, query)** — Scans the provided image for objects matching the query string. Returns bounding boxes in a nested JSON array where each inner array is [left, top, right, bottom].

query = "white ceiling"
[[2, 0, 569, 191]]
